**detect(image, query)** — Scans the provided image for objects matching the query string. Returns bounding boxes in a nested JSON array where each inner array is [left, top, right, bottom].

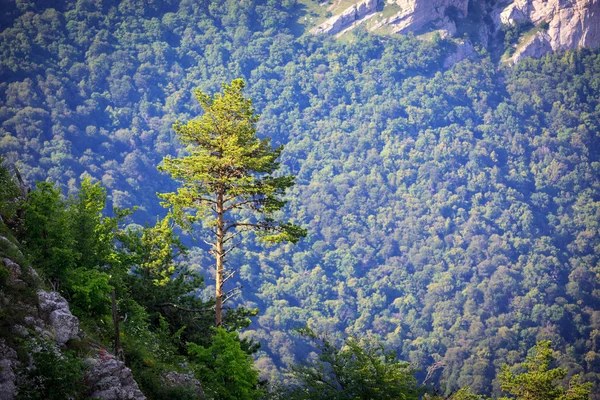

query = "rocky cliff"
[[0, 229, 207, 399], [0, 234, 148, 400], [311, 0, 380, 35], [312, 0, 600, 62], [497, 0, 600, 61]]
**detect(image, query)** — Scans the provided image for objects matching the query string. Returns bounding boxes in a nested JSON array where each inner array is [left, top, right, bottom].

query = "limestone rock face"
[[311, 0, 600, 61], [444, 40, 476, 68], [0, 340, 18, 400], [512, 30, 554, 62], [383, 0, 469, 35], [86, 352, 146, 400], [498, 0, 600, 58], [312, 0, 380, 35], [37, 290, 79, 345]]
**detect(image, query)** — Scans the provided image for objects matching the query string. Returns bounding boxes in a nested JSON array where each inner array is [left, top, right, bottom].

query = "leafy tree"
[[0, 156, 22, 224], [499, 341, 592, 400], [285, 328, 422, 400], [188, 327, 262, 400], [22, 181, 75, 284], [159, 78, 306, 326], [16, 338, 85, 400]]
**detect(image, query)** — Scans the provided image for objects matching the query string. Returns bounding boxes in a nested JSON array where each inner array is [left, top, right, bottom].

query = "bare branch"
[[222, 240, 242, 258], [202, 239, 216, 248], [223, 230, 243, 243], [222, 286, 243, 304], [12, 165, 28, 200], [222, 270, 236, 286]]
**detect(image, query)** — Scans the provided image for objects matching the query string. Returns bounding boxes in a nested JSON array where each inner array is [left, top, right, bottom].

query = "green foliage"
[[159, 77, 306, 326], [159, 78, 306, 243], [65, 267, 112, 317], [499, 341, 592, 400], [452, 387, 489, 400], [68, 178, 123, 272], [0, 156, 21, 222], [121, 216, 187, 288], [501, 21, 534, 56], [3, 0, 600, 397], [188, 327, 262, 400], [22, 182, 76, 282], [16, 338, 85, 400], [285, 328, 422, 400]]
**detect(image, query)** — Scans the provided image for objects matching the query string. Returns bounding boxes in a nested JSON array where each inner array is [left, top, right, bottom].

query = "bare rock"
[[163, 371, 205, 399], [312, 0, 380, 35], [512, 30, 553, 62], [0, 340, 18, 400], [498, 0, 600, 61], [37, 290, 79, 345], [85, 351, 146, 400], [384, 0, 469, 34], [2, 258, 23, 287], [444, 40, 477, 68]]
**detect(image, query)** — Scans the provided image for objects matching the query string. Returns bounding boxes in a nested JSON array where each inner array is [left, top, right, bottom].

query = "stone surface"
[[312, 0, 380, 35], [37, 290, 79, 345], [0, 340, 18, 400], [498, 0, 600, 60], [386, 0, 469, 34], [312, 0, 600, 61], [2, 258, 23, 286], [444, 40, 477, 68], [85, 351, 146, 400], [163, 371, 205, 399], [512, 30, 553, 62]]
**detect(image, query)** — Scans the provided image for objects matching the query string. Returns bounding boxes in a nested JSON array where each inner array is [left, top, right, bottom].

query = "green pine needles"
[[159, 78, 306, 326]]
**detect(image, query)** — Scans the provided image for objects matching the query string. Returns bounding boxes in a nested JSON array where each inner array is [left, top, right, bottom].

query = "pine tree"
[[159, 78, 306, 326]]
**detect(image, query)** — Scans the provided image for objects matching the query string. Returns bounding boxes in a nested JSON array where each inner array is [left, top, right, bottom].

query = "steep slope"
[[0, 226, 148, 399], [310, 0, 600, 62], [1, 0, 600, 397]]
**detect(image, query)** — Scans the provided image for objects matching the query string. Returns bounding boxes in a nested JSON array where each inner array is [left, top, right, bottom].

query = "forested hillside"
[[1, 0, 600, 398]]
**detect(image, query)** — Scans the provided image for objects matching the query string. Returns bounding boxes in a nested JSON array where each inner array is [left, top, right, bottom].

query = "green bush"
[[16, 338, 85, 400], [65, 268, 112, 318]]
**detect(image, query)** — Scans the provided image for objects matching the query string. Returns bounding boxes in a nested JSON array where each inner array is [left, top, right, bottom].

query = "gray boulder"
[[0, 340, 18, 400], [163, 371, 205, 399], [37, 290, 79, 345], [85, 353, 146, 400]]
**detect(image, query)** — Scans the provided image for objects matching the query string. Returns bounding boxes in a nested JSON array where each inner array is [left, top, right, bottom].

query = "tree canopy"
[[159, 78, 306, 326]]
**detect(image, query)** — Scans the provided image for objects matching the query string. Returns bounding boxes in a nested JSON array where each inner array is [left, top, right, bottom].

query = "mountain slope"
[[1, 0, 600, 397]]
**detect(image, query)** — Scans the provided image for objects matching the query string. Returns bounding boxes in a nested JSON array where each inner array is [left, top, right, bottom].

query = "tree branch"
[[222, 240, 242, 258], [222, 270, 236, 286], [224, 198, 260, 212], [155, 303, 213, 313], [224, 222, 265, 234], [222, 286, 243, 304]]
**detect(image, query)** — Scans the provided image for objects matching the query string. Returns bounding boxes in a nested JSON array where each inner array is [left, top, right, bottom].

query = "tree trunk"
[[111, 289, 124, 361], [215, 188, 224, 327]]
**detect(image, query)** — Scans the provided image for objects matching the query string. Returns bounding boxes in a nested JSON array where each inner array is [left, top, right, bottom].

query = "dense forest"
[[1, 0, 600, 398]]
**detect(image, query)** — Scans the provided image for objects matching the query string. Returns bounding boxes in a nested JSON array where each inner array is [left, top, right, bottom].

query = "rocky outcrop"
[[312, 0, 380, 35], [381, 0, 468, 35], [443, 40, 476, 68], [37, 290, 79, 345], [0, 340, 18, 400], [86, 350, 146, 400], [512, 30, 554, 62], [496, 0, 600, 61], [163, 371, 205, 399], [311, 0, 600, 62]]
